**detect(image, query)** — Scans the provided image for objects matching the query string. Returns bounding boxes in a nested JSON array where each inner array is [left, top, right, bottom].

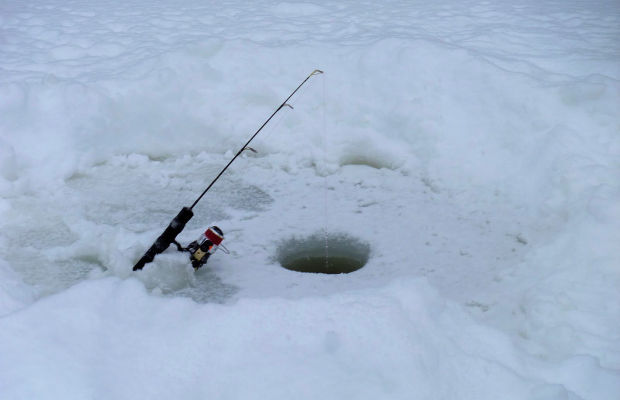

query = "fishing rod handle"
[[133, 207, 194, 270]]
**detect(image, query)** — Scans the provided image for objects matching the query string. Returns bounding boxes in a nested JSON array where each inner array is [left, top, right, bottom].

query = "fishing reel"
[[182, 226, 226, 270]]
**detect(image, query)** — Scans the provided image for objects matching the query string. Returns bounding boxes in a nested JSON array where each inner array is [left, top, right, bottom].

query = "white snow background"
[[1, 0, 619, 399]]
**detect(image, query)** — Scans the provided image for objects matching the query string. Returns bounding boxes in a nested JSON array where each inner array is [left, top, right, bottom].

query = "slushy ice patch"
[[277, 233, 370, 274]]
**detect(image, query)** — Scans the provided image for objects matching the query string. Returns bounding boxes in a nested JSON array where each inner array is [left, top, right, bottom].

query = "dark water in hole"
[[276, 233, 370, 274], [281, 256, 365, 274]]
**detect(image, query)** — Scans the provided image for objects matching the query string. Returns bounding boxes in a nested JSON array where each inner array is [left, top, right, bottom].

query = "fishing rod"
[[133, 69, 324, 271]]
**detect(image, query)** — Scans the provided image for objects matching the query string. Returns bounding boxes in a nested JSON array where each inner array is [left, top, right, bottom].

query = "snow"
[[1, 0, 619, 399]]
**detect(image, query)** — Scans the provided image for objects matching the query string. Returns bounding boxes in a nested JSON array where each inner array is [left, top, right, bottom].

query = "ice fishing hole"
[[277, 233, 370, 274]]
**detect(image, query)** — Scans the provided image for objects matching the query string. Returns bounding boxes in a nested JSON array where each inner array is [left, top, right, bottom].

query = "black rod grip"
[[133, 207, 194, 271]]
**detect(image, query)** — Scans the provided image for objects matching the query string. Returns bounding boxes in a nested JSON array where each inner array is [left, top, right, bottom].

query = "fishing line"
[[321, 72, 329, 270]]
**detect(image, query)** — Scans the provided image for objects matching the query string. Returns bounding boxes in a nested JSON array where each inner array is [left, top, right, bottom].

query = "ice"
[[1, 0, 619, 399]]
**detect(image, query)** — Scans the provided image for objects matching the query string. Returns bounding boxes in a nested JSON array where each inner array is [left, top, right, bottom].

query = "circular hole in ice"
[[276, 233, 370, 274]]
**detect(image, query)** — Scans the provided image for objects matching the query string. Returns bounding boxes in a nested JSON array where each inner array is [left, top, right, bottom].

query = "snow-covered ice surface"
[[1, 0, 619, 398]]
